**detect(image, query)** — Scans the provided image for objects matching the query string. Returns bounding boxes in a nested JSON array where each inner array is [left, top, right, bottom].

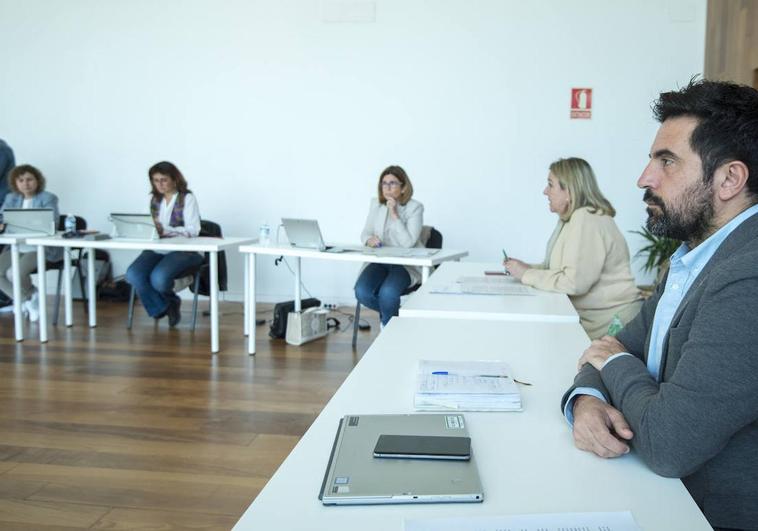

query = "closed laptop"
[[319, 413, 483, 505]]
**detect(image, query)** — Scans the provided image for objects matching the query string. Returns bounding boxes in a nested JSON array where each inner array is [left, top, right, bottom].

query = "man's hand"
[[572, 395, 634, 458], [503, 258, 529, 280], [577, 335, 626, 371]]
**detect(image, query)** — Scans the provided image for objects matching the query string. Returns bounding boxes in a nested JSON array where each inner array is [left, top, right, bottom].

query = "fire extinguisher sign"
[[570, 88, 592, 119]]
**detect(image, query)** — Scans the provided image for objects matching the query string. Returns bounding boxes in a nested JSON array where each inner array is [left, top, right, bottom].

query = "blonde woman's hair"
[[377, 165, 414, 206], [549, 157, 615, 220]]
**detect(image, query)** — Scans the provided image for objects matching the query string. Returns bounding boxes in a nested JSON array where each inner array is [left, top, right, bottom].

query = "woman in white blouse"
[[125, 161, 202, 327], [355, 165, 424, 326]]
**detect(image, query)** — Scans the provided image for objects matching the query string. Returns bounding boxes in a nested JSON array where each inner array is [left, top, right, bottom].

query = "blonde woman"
[[355, 165, 424, 326], [505, 158, 642, 339]]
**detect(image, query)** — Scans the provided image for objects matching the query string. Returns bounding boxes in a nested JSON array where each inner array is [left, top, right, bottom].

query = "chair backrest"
[[191, 219, 228, 294], [56, 215, 87, 231], [426, 227, 443, 249], [199, 219, 222, 238]]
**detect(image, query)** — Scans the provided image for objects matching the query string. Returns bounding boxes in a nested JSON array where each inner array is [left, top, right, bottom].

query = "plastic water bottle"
[[259, 224, 271, 246], [64, 213, 77, 235]]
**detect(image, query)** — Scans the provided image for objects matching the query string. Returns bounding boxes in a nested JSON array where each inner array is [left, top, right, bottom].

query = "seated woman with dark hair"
[[354, 165, 424, 327], [125, 161, 202, 327], [0, 164, 62, 321], [505, 157, 642, 339]]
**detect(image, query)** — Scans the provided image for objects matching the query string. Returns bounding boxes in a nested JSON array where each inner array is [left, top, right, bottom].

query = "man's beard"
[[644, 181, 714, 243]]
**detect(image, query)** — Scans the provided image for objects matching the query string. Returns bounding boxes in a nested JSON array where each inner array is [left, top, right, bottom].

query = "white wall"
[[0, 0, 706, 304]]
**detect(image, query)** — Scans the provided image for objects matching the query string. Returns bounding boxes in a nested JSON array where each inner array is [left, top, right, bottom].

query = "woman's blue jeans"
[[354, 263, 411, 326], [125, 251, 203, 318]]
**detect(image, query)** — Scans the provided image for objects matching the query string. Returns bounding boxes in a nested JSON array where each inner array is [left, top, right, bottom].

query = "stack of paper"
[[459, 276, 534, 296], [414, 360, 522, 412]]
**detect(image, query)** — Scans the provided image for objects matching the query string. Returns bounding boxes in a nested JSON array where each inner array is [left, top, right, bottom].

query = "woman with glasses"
[[504, 157, 642, 339], [354, 165, 424, 327], [125, 161, 202, 327]]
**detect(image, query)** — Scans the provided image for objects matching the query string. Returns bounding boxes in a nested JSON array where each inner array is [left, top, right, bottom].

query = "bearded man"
[[561, 79, 758, 531]]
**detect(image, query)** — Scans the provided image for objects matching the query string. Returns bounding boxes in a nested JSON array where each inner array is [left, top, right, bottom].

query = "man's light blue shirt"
[[565, 204, 758, 424]]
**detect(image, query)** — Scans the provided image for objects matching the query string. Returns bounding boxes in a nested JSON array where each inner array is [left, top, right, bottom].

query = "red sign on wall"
[[570, 88, 592, 119]]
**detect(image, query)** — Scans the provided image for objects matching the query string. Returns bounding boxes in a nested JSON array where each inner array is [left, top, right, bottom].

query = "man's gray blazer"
[[562, 212, 758, 530]]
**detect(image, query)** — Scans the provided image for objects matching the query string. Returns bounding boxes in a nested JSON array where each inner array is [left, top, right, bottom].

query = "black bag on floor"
[[269, 298, 321, 338]]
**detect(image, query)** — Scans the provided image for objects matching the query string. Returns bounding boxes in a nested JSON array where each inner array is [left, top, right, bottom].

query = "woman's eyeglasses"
[[381, 181, 401, 189]]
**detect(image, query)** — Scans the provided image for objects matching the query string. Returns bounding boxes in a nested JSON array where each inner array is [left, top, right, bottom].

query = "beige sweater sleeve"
[[520, 209, 607, 295]]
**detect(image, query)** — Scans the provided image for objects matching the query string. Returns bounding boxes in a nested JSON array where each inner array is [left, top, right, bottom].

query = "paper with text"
[[405, 510, 641, 531]]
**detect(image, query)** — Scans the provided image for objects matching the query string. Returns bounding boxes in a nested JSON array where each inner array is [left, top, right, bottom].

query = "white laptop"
[[319, 413, 483, 505], [281, 218, 355, 252], [109, 213, 158, 240], [2, 208, 56, 235]]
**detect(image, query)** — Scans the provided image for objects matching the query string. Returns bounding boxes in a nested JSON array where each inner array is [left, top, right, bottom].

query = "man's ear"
[[715, 160, 750, 201]]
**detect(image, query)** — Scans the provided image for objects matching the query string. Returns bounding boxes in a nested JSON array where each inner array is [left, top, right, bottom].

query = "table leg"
[[294, 256, 301, 312], [243, 254, 249, 337], [36, 246, 48, 343], [63, 247, 73, 327], [210, 251, 219, 353], [422, 266, 430, 283], [11, 244, 23, 342], [87, 249, 96, 328], [247, 253, 256, 355]]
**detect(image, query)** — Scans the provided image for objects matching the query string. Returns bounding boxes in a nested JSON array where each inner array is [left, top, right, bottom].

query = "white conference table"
[[233, 318, 710, 531], [0, 232, 50, 342], [400, 261, 579, 323], [239, 242, 468, 354], [27, 235, 254, 353]]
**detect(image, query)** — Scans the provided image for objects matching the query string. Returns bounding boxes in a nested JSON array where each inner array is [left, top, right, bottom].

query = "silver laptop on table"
[[319, 413, 483, 505], [281, 218, 359, 253], [109, 213, 158, 240], [2, 208, 56, 235]]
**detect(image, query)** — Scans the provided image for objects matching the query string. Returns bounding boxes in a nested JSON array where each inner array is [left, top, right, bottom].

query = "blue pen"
[[432, 371, 508, 378]]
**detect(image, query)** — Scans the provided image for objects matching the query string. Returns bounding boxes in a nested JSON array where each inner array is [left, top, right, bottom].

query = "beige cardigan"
[[521, 207, 642, 339], [360, 198, 425, 285]]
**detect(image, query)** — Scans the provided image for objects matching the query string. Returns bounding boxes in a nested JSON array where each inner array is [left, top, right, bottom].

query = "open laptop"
[[109, 213, 158, 240], [319, 413, 483, 505], [2, 208, 56, 235], [281, 218, 360, 253]]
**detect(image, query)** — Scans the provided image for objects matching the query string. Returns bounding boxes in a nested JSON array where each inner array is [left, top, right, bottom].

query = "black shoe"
[[167, 298, 181, 328]]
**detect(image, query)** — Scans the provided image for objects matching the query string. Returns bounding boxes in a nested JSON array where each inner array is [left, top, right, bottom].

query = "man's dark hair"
[[653, 78, 758, 200]]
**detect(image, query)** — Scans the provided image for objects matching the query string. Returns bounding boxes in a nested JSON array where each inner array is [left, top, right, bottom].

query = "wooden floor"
[[0, 299, 380, 530]]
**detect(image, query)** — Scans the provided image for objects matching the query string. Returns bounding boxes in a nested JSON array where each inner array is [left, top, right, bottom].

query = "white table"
[[233, 318, 711, 531], [400, 261, 579, 323], [27, 235, 254, 353], [239, 243, 468, 354], [0, 233, 50, 342]]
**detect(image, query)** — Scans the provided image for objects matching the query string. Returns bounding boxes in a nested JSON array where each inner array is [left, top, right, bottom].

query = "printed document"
[[405, 510, 641, 531]]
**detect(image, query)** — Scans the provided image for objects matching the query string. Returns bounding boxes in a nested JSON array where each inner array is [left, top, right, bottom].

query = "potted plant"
[[631, 226, 680, 296]]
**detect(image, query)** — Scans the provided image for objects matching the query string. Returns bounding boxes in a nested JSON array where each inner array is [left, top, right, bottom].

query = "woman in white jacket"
[[355, 165, 424, 326]]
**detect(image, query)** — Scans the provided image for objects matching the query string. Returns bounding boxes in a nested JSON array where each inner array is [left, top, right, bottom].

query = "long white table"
[[233, 318, 710, 530], [0, 232, 50, 342], [239, 243, 468, 354], [27, 235, 254, 353], [400, 261, 579, 323]]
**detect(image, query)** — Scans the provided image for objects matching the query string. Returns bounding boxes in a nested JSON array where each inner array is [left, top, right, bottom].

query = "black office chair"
[[352, 226, 443, 348], [127, 219, 227, 330], [37, 215, 88, 326]]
